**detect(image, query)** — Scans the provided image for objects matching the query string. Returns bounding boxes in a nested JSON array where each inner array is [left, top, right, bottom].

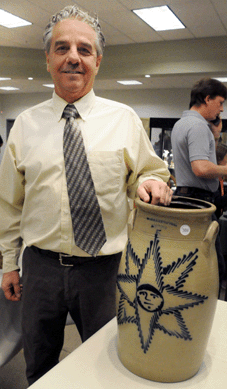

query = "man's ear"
[[95, 55, 102, 75], [204, 95, 210, 105], [45, 51, 50, 73]]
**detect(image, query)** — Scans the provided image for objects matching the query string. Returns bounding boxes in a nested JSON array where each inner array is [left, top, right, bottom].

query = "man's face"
[[205, 95, 225, 121], [137, 287, 164, 312], [45, 18, 102, 102]]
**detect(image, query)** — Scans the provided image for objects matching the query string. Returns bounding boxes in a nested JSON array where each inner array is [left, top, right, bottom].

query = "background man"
[[0, 5, 172, 385], [171, 77, 227, 287]]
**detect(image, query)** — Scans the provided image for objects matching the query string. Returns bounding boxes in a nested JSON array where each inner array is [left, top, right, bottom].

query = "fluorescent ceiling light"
[[117, 80, 142, 85], [214, 77, 227, 82], [0, 77, 11, 81], [133, 5, 185, 31], [0, 9, 32, 28], [0, 86, 19, 90], [43, 84, 55, 88]]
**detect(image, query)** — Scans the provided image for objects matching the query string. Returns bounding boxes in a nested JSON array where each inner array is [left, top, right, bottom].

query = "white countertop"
[[30, 299, 227, 389]]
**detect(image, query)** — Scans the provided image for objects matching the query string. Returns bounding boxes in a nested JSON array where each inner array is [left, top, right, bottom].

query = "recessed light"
[[214, 77, 227, 82], [0, 9, 32, 28], [145, 75, 151, 78], [117, 80, 142, 85], [43, 84, 55, 88], [0, 86, 20, 91], [133, 5, 185, 31], [0, 77, 11, 81], [28, 77, 33, 80]]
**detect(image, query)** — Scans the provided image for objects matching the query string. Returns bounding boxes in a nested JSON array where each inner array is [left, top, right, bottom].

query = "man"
[[172, 78, 227, 202], [171, 77, 227, 286], [0, 5, 172, 385]]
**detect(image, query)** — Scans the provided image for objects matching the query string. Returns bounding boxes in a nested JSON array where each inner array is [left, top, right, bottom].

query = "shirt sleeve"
[[188, 122, 211, 162], [0, 120, 25, 273], [125, 113, 170, 199]]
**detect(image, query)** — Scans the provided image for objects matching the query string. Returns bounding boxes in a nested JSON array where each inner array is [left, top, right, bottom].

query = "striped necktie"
[[62, 104, 106, 256]]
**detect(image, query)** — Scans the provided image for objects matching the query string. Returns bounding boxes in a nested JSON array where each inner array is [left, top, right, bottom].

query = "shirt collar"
[[52, 89, 96, 122], [182, 110, 209, 125]]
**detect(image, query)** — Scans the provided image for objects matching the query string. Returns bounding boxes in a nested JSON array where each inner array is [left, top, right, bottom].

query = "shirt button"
[[63, 235, 68, 241]]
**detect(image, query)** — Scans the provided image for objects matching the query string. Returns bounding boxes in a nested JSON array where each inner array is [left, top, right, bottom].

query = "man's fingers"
[[1, 270, 21, 301], [137, 180, 173, 205]]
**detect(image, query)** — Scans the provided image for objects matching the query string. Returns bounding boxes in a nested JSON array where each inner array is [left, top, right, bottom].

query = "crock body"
[[116, 197, 219, 382]]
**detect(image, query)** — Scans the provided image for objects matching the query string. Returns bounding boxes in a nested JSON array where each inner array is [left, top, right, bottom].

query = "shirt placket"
[[60, 172, 74, 254]]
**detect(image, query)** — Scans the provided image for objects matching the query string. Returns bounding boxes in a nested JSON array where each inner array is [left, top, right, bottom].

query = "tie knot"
[[62, 104, 79, 120]]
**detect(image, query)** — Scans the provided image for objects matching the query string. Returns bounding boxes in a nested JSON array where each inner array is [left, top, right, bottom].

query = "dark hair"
[[216, 143, 227, 164], [189, 78, 227, 108]]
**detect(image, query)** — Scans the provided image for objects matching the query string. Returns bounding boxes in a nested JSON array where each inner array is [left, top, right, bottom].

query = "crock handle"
[[202, 220, 219, 255]]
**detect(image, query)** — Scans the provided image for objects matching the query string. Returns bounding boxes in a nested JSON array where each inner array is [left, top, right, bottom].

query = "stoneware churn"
[[116, 196, 219, 382]]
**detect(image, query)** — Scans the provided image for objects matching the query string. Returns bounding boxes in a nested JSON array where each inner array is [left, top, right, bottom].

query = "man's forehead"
[[52, 18, 96, 37]]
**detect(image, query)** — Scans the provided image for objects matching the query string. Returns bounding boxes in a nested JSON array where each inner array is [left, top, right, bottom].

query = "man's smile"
[[61, 70, 84, 74]]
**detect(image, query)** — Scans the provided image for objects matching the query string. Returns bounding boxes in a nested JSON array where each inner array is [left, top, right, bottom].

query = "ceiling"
[[0, 0, 227, 94]]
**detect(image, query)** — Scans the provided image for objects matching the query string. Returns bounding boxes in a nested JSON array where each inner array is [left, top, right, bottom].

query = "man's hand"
[[137, 180, 173, 206], [1, 270, 22, 301]]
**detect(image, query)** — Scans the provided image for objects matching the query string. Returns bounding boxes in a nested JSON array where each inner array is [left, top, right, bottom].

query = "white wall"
[[0, 87, 227, 162], [95, 88, 192, 118], [0, 92, 52, 162]]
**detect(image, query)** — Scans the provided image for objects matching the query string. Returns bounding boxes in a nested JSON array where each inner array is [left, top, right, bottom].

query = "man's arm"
[[126, 113, 172, 202], [0, 119, 25, 291], [191, 160, 227, 179]]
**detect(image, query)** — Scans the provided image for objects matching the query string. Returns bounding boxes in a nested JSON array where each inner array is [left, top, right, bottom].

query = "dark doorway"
[[6, 119, 15, 139]]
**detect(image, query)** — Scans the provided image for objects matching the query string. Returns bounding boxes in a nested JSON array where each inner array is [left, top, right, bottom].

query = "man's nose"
[[66, 47, 80, 64]]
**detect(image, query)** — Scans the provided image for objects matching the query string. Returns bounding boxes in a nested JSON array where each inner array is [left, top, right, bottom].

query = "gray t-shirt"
[[171, 110, 219, 192]]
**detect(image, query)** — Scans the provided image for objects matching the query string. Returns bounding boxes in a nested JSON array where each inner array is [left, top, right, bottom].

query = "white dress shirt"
[[0, 90, 170, 273]]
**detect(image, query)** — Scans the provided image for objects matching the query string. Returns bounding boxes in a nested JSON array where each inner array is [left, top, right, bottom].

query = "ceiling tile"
[[167, 0, 226, 37]]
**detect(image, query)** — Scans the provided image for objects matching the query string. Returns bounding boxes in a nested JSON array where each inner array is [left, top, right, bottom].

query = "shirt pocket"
[[88, 150, 123, 198]]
